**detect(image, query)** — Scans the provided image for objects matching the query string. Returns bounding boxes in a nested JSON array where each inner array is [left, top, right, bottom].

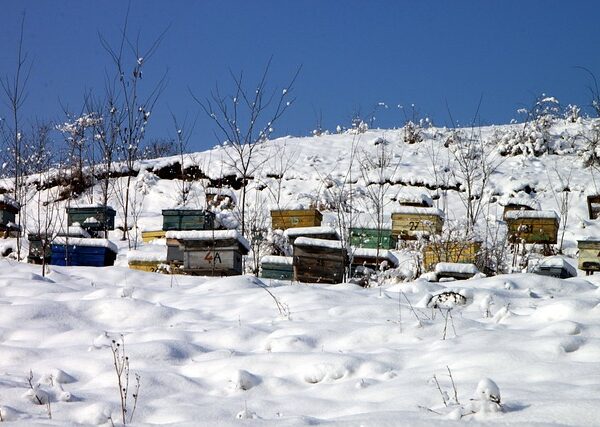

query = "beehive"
[[260, 255, 294, 280], [141, 230, 167, 243], [284, 226, 338, 245], [578, 239, 600, 273], [391, 207, 444, 240], [505, 210, 559, 244], [271, 209, 322, 230], [66, 205, 116, 232], [162, 209, 215, 231], [166, 230, 250, 276], [422, 241, 481, 272], [349, 227, 397, 250], [127, 247, 168, 273], [50, 237, 117, 267], [293, 237, 347, 284]]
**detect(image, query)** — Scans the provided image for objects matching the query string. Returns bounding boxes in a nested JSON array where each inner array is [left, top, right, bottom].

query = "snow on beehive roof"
[[52, 237, 118, 253], [392, 206, 444, 217], [504, 210, 559, 220], [294, 236, 345, 249], [260, 255, 293, 265], [284, 226, 337, 237], [165, 229, 250, 251]]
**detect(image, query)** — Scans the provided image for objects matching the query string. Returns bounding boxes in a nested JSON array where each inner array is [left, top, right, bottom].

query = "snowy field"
[[1, 118, 600, 425], [1, 259, 599, 426]]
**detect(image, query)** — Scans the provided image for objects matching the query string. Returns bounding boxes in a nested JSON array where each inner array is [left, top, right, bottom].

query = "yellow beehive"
[[271, 209, 323, 230], [578, 240, 600, 273], [141, 230, 167, 243], [422, 241, 481, 272], [128, 260, 163, 273], [505, 210, 559, 244], [391, 207, 444, 240]]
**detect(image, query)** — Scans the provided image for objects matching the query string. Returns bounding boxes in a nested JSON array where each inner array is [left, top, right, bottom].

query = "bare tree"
[[25, 124, 64, 276], [99, 5, 168, 242], [171, 113, 196, 207], [191, 58, 301, 238], [264, 141, 298, 209], [358, 135, 401, 262], [575, 66, 600, 117], [447, 129, 502, 234], [1, 14, 31, 259], [546, 163, 572, 253]]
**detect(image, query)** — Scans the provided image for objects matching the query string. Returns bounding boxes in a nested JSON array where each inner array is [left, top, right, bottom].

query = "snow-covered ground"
[[0, 261, 599, 425], [2, 118, 600, 424]]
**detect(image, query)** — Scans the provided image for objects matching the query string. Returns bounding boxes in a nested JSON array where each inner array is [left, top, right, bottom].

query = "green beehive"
[[67, 205, 116, 232], [349, 228, 397, 250], [260, 255, 294, 280], [162, 209, 215, 231]]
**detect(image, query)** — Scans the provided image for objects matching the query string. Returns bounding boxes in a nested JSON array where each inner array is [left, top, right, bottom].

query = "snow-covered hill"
[[1, 117, 600, 425]]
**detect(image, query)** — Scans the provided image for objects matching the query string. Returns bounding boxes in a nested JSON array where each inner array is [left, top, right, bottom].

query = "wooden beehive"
[[284, 226, 338, 245], [422, 240, 481, 272], [260, 255, 294, 280], [66, 205, 116, 232], [587, 195, 600, 220], [141, 230, 167, 243], [50, 237, 117, 267], [349, 227, 397, 250], [271, 209, 322, 230], [166, 230, 250, 276], [505, 210, 559, 244], [127, 247, 168, 273], [162, 209, 216, 231], [391, 207, 444, 240], [293, 237, 347, 284], [578, 239, 600, 273]]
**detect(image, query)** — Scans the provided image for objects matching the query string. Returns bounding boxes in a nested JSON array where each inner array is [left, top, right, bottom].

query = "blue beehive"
[[50, 238, 117, 267]]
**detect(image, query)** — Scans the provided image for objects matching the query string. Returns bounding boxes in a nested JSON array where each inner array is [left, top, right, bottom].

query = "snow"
[[56, 226, 91, 238], [261, 255, 294, 265], [283, 226, 337, 237], [4, 119, 600, 424], [294, 236, 345, 249], [0, 263, 599, 425], [504, 210, 560, 220], [392, 206, 444, 217], [435, 262, 480, 275], [165, 230, 250, 251], [395, 188, 433, 207], [127, 246, 168, 262], [351, 247, 398, 264], [52, 237, 118, 253]]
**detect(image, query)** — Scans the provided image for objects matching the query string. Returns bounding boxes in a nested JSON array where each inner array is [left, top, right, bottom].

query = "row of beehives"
[[129, 209, 251, 275], [271, 202, 563, 245], [28, 205, 118, 267], [262, 225, 400, 284]]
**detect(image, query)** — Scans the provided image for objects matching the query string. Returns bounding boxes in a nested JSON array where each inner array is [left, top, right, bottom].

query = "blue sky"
[[2, 1, 600, 151]]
